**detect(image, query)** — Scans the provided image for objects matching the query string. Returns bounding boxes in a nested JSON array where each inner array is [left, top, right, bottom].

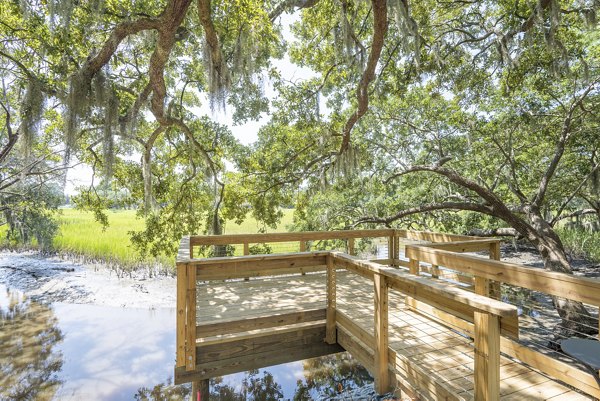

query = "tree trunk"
[[142, 150, 157, 213], [210, 176, 226, 257], [526, 209, 597, 345]]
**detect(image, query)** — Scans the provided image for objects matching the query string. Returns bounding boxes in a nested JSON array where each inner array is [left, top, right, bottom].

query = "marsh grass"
[[556, 227, 600, 264], [2, 208, 294, 273]]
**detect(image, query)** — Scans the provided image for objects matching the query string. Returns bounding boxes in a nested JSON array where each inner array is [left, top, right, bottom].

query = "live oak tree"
[[1, 0, 282, 253], [245, 0, 600, 335], [2, 0, 599, 330]]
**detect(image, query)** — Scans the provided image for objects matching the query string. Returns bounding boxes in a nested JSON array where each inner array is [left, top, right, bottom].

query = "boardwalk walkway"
[[194, 271, 589, 400], [174, 229, 600, 400]]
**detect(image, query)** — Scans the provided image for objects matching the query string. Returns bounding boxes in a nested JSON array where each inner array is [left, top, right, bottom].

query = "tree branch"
[[0, 100, 19, 165], [269, 0, 320, 21], [338, 0, 388, 154], [532, 79, 599, 208], [354, 201, 495, 226]]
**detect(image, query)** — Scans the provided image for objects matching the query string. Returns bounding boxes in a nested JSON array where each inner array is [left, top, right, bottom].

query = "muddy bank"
[[0, 251, 176, 309], [1, 245, 597, 310]]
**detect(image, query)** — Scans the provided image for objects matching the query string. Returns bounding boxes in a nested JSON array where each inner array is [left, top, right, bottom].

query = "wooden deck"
[[174, 229, 600, 400], [190, 271, 589, 400]]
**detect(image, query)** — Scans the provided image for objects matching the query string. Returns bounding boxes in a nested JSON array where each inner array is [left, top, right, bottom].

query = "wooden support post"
[[300, 241, 307, 275], [475, 276, 490, 297], [408, 258, 419, 275], [325, 254, 336, 344], [243, 243, 251, 280], [388, 235, 395, 265], [348, 238, 355, 255], [488, 242, 501, 299], [189, 243, 193, 259], [394, 235, 400, 266], [374, 273, 390, 393], [431, 264, 440, 279], [489, 242, 501, 260], [176, 263, 187, 368], [185, 264, 197, 371], [191, 379, 209, 401], [474, 311, 500, 401]]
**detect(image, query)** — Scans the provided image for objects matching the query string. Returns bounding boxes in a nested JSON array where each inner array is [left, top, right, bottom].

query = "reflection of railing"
[[175, 229, 600, 400]]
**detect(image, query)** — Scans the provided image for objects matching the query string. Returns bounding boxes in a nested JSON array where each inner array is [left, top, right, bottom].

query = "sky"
[[65, 12, 315, 195]]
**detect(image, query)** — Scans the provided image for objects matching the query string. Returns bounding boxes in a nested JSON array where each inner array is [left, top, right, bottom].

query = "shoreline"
[[1, 245, 597, 310], [0, 250, 176, 309]]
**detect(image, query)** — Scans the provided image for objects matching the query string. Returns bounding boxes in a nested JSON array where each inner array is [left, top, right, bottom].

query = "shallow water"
[[0, 283, 373, 400]]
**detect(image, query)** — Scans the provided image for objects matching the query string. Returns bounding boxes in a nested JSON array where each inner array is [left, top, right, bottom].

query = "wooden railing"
[[176, 229, 600, 400], [405, 244, 600, 399], [183, 228, 500, 263], [328, 251, 518, 399]]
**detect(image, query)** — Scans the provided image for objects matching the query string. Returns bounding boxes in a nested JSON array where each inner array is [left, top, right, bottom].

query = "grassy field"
[[52, 208, 294, 268]]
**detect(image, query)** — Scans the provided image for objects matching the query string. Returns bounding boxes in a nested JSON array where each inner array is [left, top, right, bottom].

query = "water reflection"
[[135, 355, 371, 401], [0, 283, 372, 400], [295, 353, 372, 398], [0, 286, 63, 400]]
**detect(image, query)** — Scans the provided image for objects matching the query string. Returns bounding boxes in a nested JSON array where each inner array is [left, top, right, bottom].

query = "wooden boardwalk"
[[192, 271, 589, 400], [174, 229, 600, 400]]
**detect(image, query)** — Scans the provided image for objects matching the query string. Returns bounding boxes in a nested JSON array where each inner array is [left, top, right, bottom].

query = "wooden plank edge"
[[196, 308, 326, 338], [197, 320, 326, 346], [174, 341, 343, 384]]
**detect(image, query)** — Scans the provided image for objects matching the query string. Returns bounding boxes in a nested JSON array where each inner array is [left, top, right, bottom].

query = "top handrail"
[[179, 228, 500, 261], [406, 244, 600, 306], [331, 251, 517, 318], [188, 229, 395, 245]]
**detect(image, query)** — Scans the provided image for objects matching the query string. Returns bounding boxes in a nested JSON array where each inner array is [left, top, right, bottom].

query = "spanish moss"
[[19, 79, 45, 158], [66, 71, 94, 147], [102, 93, 119, 179], [390, 0, 420, 67], [203, 38, 230, 111]]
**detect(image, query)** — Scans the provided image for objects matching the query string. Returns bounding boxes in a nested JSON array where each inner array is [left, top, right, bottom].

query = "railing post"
[[474, 311, 500, 401], [243, 242, 251, 280], [475, 276, 491, 297], [488, 241, 501, 299], [185, 263, 197, 371], [374, 273, 390, 393], [176, 262, 187, 368], [325, 254, 337, 344], [431, 264, 440, 278], [388, 235, 395, 265], [347, 238, 355, 255], [408, 258, 419, 275], [300, 241, 307, 252], [394, 235, 400, 267]]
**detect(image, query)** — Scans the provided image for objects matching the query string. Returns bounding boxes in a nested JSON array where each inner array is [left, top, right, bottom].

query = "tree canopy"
[[0, 0, 598, 276]]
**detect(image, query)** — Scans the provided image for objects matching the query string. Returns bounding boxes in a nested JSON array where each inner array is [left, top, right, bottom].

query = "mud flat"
[[0, 251, 176, 308]]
